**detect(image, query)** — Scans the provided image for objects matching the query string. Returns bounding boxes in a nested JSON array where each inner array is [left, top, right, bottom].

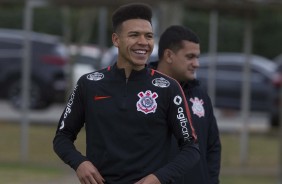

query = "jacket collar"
[[109, 63, 152, 80]]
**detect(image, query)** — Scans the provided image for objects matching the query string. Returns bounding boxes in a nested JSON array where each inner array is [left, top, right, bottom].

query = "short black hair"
[[112, 3, 153, 33], [158, 25, 200, 59]]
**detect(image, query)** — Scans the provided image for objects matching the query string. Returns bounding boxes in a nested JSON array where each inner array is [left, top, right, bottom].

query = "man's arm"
[[53, 80, 106, 184], [154, 142, 200, 184], [152, 79, 200, 183], [206, 99, 221, 184], [53, 82, 87, 170]]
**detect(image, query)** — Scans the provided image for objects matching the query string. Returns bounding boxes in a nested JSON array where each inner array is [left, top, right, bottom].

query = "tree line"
[[0, 6, 281, 60]]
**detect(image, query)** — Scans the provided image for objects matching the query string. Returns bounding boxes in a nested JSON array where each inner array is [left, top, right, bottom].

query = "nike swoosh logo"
[[94, 96, 111, 101]]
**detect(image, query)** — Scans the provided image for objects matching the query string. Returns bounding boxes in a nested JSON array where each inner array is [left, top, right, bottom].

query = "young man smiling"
[[53, 4, 200, 184]]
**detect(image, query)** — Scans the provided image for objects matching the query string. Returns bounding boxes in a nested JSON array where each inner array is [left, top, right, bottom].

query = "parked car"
[[272, 54, 282, 126], [0, 28, 68, 109], [274, 52, 282, 72], [196, 52, 279, 126], [69, 44, 102, 86], [274, 53, 282, 72]]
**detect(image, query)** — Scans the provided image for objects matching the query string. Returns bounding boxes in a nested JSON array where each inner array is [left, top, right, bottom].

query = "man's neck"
[[156, 61, 170, 77], [117, 61, 145, 78]]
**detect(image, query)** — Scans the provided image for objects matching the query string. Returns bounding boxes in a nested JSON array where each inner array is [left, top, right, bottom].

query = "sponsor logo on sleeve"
[[87, 72, 104, 81], [152, 77, 170, 88], [136, 90, 158, 114], [190, 97, 205, 118], [174, 95, 190, 141], [59, 85, 78, 130]]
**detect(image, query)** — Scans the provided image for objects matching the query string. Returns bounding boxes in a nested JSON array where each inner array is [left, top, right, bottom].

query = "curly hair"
[[112, 3, 152, 33]]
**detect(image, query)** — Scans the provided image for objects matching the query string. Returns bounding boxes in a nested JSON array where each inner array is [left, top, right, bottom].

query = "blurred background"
[[0, 0, 282, 183]]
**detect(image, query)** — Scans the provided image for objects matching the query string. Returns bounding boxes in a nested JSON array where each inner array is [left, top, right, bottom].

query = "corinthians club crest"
[[136, 90, 158, 114], [190, 97, 205, 118]]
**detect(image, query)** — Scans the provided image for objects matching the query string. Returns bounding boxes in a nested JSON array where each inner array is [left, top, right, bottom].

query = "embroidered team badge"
[[136, 90, 158, 114], [152, 77, 170, 88], [190, 97, 205, 118], [87, 72, 104, 81]]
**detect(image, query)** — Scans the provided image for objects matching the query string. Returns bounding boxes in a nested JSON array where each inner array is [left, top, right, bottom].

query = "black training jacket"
[[149, 61, 221, 184], [53, 64, 200, 184], [172, 80, 221, 184]]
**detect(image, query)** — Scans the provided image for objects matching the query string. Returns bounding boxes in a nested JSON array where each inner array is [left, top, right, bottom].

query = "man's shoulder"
[[152, 70, 178, 82], [151, 70, 180, 88], [78, 67, 109, 83]]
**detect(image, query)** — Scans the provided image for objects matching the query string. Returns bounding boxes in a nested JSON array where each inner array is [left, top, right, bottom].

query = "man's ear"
[[164, 49, 173, 63], [112, 33, 119, 47]]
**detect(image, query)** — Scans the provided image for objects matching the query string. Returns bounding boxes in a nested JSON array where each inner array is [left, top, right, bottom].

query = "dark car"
[[0, 28, 68, 109], [196, 52, 278, 126], [274, 53, 282, 72], [272, 54, 282, 126], [273, 54, 282, 69]]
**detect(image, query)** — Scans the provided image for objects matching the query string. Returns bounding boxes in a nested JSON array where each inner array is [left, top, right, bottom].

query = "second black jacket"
[[149, 61, 221, 184], [172, 80, 221, 184]]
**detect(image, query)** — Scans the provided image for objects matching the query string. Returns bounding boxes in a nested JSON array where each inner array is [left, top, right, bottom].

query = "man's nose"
[[138, 35, 148, 45], [193, 59, 200, 67]]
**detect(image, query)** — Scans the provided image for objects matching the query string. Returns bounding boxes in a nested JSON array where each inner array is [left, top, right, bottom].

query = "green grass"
[[219, 131, 280, 183], [221, 175, 277, 184], [221, 132, 279, 167], [0, 163, 63, 184], [0, 122, 85, 183], [0, 121, 280, 183]]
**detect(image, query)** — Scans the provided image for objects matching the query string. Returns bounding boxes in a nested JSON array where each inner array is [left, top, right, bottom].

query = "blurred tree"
[[217, 14, 244, 53], [183, 9, 210, 53], [183, 8, 282, 60], [0, 5, 281, 59], [33, 7, 64, 36], [253, 9, 282, 60], [0, 7, 22, 29], [0, 6, 100, 44]]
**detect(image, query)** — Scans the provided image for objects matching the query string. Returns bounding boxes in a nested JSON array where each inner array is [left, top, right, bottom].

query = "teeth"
[[134, 50, 146, 54]]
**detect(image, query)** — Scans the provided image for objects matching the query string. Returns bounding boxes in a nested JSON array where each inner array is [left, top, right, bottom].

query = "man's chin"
[[186, 75, 196, 81], [133, 60, 148, 66]]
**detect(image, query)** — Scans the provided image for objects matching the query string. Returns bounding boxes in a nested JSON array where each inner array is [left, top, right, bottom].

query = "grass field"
[[0, 121, 280, 183]]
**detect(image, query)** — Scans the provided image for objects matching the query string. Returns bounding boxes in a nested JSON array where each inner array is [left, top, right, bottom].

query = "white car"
[[68, 45, 102, 86]]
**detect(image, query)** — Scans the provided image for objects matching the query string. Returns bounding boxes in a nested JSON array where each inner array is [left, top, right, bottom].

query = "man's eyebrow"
[[127, 31, 154, 35], [186, 53, 199, 58]]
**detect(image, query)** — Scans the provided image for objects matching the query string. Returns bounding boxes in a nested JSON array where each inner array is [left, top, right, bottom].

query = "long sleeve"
[[53, 81, 88, 170], [207, 100, 221, 184], [154, 143, 200, 184], [178, 80, 221, 184], [153, 77, 200, 183]]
